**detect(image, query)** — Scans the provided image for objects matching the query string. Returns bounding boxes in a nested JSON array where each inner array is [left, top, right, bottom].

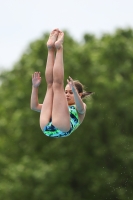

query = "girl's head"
[[65, 80, 93, 105]]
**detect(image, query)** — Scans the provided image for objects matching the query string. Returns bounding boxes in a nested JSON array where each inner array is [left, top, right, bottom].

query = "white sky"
[[0, 0, 133, 70]]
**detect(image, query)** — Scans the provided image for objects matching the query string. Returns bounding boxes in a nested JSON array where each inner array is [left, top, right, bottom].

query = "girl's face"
[[65, 84, 75, 105]]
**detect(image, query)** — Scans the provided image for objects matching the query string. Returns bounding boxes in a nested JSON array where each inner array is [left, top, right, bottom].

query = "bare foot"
[[55, 31, 64, 49], [47, 29, 59, 49]]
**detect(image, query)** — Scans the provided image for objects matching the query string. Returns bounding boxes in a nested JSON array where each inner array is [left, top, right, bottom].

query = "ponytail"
[[73, 80, 93, 100], [81, 91, 93, 99]]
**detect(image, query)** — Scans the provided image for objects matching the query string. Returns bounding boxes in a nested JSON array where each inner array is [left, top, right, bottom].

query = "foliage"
[[0, 28, 133, 200]]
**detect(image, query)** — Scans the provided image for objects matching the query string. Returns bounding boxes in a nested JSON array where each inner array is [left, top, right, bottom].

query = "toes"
[[47, 29, 59, 48], [55, 32, 64, 49]]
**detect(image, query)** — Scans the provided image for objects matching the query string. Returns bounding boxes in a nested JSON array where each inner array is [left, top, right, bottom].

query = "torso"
[[69, 103, 86, 124]]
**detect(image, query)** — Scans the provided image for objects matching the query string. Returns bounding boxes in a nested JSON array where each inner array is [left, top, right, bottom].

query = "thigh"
[[52, 86, 70, 132], [40, 86, 53, 130]]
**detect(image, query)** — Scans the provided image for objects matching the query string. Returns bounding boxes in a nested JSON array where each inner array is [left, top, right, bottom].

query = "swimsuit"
[[43, 105, 80, 138]]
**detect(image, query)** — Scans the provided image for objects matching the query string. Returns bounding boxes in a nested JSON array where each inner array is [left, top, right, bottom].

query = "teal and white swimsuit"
[[43, 105, 80, 138]]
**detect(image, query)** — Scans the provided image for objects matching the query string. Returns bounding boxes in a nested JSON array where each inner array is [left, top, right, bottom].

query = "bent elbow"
[[31, 106, 34, 111], [30, 104, 36, 111], [30, 104, 41, 112]]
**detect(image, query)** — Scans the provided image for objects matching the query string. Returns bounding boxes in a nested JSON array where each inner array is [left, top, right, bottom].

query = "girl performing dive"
[[30, 29, 92, 138]]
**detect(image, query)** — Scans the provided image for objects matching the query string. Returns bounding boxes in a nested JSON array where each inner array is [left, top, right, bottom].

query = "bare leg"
[[40, 29, 59, 130], [52, 31, 70, 132]]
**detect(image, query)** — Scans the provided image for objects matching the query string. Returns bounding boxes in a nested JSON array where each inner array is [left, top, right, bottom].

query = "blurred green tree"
[[0, 28, 133, 200]]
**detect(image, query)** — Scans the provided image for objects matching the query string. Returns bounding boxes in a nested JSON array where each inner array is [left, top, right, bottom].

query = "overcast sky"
[[0, 0, 133, 70]]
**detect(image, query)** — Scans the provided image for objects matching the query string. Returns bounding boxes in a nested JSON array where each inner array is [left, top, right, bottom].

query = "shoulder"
[[83, 102, 87, 110]]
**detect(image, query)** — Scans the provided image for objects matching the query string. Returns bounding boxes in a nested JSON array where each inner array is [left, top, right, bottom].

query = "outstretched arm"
[[67, 77, 86, 114], [30, 72, 42, 112]]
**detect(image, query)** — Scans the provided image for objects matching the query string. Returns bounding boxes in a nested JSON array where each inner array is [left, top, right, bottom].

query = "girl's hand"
[[32, 72, 41, 88], [67, 76, 76, 92]]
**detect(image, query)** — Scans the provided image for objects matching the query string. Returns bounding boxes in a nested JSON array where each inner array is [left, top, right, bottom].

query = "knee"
[[47, 82, 53, 88], [53, 81, 63, 90]]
